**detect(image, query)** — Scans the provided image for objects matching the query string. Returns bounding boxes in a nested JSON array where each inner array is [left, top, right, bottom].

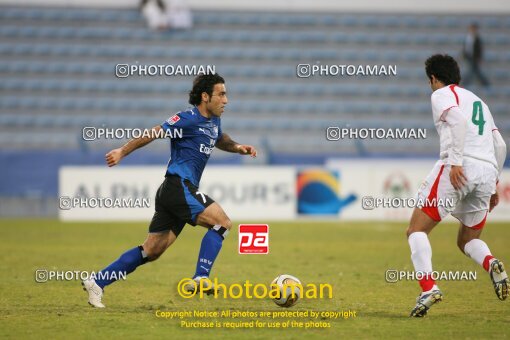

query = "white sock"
[[464, 239, 492, 267], [408, 232, 433, 273]]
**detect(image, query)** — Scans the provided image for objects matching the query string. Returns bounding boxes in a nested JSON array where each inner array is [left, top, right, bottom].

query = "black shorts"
[[148, 175, 215, 236]]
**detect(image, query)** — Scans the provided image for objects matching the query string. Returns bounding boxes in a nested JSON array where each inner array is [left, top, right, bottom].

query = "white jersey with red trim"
[[431, 85, 498, 168]]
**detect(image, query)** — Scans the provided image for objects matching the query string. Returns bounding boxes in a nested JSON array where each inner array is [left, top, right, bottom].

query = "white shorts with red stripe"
[[416, 158, 497, 228]]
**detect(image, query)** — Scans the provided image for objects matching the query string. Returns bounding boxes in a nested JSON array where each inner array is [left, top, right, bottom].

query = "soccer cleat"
[[410, 289, 443, 317], [82, 279, 105, 308], [184, 276, 217, 296], [489, 259, 509, 301]]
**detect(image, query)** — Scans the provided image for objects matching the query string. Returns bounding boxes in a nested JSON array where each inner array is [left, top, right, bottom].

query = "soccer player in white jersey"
[[407, 54, 508, 317]]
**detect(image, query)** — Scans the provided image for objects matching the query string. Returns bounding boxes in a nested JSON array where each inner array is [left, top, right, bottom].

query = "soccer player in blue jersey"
[[82, 73, 257, 308]]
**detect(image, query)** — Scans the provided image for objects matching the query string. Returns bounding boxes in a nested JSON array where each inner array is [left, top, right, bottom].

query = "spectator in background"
[[140, 0, 193, 31], [462, 23, 490, 87], [140, 0, 167, 30]]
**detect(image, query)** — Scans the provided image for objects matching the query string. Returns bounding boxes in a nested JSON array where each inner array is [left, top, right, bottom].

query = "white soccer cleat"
[[410, 289, 443, 317], [82, 279, 105, 308], [184, 276, 216, 295], [489, 259, 509, 301]]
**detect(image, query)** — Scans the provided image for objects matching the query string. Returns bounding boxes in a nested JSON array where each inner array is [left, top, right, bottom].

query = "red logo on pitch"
[[238, 224, 269, 254]]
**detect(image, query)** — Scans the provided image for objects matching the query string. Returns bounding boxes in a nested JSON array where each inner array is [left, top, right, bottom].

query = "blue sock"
[[95, 246, 148, 289], [193, 226, 228, 278]]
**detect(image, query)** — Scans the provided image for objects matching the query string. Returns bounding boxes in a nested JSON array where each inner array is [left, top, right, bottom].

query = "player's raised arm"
[[215, 132, 257, 158], [105, 125, 162, 167]]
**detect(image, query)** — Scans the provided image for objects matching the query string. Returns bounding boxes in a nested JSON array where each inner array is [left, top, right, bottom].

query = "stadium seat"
[[1, 6, 509, 156]]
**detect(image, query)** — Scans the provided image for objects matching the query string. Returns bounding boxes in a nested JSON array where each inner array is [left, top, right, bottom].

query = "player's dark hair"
[[188, 73, 225, 106], [425, 54, 461, 85]]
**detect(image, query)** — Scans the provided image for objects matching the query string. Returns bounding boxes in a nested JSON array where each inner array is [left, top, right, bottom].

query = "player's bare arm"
[[489, 192, 499, 212], [105, 125, 162, 167], [216, 132, 257, 157]]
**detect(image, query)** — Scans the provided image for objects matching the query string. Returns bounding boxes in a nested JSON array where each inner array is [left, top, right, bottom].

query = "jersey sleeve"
[[431, 90, 459, 123], [485, 105, 498, 132], [161, 112, 192, 135], [487, 108, 506, 178]]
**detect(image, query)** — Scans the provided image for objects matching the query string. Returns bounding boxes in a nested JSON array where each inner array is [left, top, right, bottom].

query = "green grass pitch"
[[0, 219, 509, 339]]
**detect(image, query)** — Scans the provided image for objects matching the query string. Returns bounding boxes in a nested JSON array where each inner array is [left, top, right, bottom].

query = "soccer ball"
[[271, 274, 302, 307]]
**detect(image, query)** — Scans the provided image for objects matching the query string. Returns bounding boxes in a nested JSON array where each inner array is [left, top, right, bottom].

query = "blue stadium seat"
[[1, 6, 509, 156]]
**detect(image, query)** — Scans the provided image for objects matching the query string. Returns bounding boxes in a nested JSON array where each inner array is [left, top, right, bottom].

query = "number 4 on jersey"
[[472, 101, 485, 135]]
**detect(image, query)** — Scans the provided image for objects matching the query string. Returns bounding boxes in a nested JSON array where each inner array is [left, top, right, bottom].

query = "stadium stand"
[[0, 6, 509, 207]]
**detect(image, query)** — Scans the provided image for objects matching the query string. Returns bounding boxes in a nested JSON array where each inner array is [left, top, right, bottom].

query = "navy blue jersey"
[[161, 107, 223, 186]]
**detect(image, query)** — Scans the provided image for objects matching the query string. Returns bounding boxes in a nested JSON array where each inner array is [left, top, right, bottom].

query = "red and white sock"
[[464, 239, 494, 272], [408, 231, 436, 291]]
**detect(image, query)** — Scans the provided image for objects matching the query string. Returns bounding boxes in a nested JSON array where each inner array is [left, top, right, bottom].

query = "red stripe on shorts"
[[421, 165, 445, 222], [470, 212, 488, 230]]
